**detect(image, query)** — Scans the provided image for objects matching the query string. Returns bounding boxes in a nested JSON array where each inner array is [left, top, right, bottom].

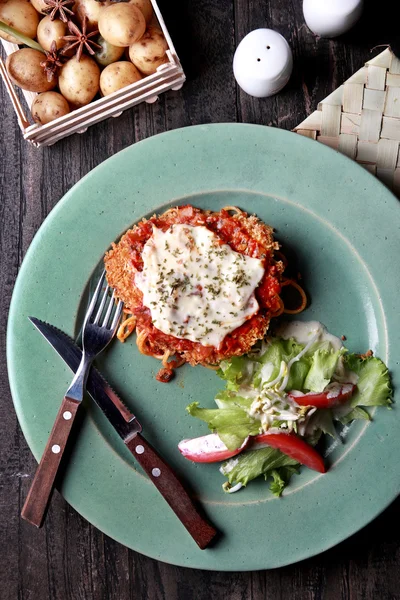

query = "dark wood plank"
[[0, 79, 25, 600], [0, 0, 399, 598]]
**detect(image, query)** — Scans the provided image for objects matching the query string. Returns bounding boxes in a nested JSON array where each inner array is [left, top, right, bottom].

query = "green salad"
[[178, 321, 392, 496]]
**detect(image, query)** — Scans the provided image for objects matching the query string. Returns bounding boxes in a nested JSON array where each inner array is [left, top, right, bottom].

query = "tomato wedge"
[[252, 432, 326, 473], [288, 383, 355, 408], [178, 433, 249, 463]]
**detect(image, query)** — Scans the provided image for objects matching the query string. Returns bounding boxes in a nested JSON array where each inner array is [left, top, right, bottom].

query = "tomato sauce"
[[125, 205, 282, 359]]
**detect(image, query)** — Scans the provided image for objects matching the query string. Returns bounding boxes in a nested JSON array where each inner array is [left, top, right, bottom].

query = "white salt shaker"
[[303, 0, 364, 38], [233, 29, 293, 98]]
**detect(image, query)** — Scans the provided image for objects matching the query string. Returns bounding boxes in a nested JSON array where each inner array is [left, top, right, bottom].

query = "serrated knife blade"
[[28, 316, 218, 548]]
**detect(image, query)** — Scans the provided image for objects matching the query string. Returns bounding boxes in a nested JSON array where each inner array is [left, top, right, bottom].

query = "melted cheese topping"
[[135, 224, 265, 347]]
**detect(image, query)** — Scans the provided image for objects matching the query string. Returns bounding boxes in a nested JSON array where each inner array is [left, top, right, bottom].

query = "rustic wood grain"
[[1, 0, 399, 598]]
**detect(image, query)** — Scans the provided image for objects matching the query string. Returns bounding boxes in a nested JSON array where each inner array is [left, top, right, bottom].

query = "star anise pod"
[[61, 17, 101, 62], [43, 0, 74, 22], [40, 41, 65, 82]]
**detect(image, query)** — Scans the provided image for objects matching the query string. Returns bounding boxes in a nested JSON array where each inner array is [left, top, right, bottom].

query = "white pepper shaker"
[[303, 0, 364, 38], [233, 29, 293, 98]]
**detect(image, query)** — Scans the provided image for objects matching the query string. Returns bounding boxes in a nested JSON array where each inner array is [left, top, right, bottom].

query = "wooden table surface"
[[1, 1, 399, 598]]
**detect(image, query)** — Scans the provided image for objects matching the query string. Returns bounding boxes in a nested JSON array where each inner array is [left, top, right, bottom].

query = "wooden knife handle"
[[126, 433, 217, 549], [21, 396, 80, 528]]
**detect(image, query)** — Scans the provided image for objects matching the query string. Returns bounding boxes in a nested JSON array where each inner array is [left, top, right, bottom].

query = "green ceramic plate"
[[7, 124, 400, 570]]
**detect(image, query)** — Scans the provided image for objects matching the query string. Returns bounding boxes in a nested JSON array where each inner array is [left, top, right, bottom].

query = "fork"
[[21, 271, 123, 527]]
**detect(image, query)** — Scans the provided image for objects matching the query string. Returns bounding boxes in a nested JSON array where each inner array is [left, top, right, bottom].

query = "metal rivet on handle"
[[52, 444, 61, 454], [63, 411, 72, 420], [152, 468, 161, 477], [135, 445, 145, 454]]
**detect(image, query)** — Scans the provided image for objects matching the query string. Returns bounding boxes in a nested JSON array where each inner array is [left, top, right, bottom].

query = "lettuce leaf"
[[337, 406, 371, 425], [259, 337, 304, 367], [304, 429, 323, 446], [221, 447, 299, 489], [286, 359, 312, 392], [217, 356, 254, 391], [303, 348, 343, 392], [344, 355, 392, 408], [255, 337, 342, 392], [185, 325, 393, 498], [214, 390, 254, 411], [255, 338, 307, 388], [305, 409, 337, 438], [269, 466, 300, 497], [186, 402, 260, 450]]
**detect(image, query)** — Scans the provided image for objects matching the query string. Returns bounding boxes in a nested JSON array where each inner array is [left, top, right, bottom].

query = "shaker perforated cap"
[[233, 29, 293, 98]]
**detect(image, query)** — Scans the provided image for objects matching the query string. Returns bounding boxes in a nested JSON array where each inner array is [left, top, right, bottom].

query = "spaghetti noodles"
[[117, 314, 137, 343], [105, 205, 307, 381], [280, 278, 308, 315]]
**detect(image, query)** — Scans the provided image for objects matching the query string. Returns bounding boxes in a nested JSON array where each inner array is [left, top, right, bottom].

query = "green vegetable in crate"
[[58, 54, 100, 106], [6, 48, 57, 92], [100, 60, 141, 96], [98, 3, 146, 47], [129, 26, 168, 75], [0, 0, 39, 43], [0, 20, 43, 50], [31, 90, 70, 124], [94, 35, 124, 67], [37, 15, 67, 51]]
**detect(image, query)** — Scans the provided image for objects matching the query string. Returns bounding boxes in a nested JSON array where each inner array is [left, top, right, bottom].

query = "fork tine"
[[101, 290, 117, 328], [93, 284, 110, 324], [111, 299, 124, 331], [85, 270, 106, 323]]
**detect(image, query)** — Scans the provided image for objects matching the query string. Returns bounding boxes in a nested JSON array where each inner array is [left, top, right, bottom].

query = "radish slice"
[[289, 383, 355, 408], [178, 434, 249, 463]]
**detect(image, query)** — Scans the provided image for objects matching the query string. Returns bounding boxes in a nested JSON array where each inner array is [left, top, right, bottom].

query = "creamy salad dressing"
[[275, 320, 358, 385], [182, 320, 391, 496], [260, 362, 274, 383], [334, 356, 359, 385], [135, 224, 265, 346], [180, 434, 230, 454], [234, 321, 358, 434], [221, 458, 239, 474], [276, 320, 343, 351]]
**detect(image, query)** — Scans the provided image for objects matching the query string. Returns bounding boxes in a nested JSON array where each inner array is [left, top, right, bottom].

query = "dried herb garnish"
[[40, 41, 64, 82], [61, 17, 101, 62], [43, 0, 74, 23]]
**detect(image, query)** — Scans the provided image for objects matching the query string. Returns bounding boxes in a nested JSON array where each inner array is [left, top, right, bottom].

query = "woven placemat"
[[294, 48, 400, 198]]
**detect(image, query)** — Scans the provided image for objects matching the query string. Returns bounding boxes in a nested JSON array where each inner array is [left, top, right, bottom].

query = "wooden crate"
[[0, 0, 185, 146]]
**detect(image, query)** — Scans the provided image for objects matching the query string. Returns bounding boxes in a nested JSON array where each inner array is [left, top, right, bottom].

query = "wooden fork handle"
[[126, 433, 217, 549], [21, 396, 80, 528]]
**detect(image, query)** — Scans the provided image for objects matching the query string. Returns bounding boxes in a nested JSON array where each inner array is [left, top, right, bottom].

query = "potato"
[[31, 91, 70, 124], [0, 0, 39, 44], [59, 55, 100, 107], [98, 3, 146, 47], [6, 48, 57, 92], [100, 61, 142, 96], [128, 27, 168, 75], [74, 0, 109, 32], [94, 35, 124, 66], [127, 0, 153, 24], [30, 0, 48, 14], [37, 16, 67, 52]]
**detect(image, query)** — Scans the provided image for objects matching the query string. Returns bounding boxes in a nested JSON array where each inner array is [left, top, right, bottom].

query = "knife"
[[29, 317, 217, 550]]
